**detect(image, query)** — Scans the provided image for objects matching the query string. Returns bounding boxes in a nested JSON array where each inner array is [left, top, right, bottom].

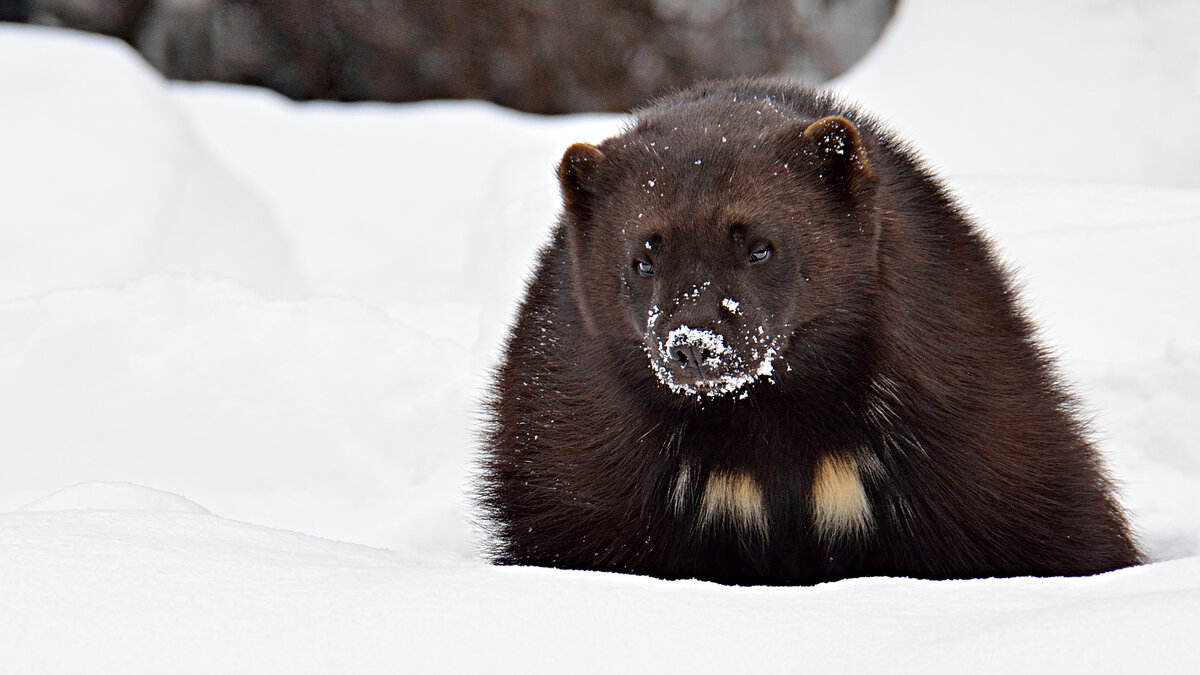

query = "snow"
[[6, 505, 1195, 673], [20, 481, 211, 513], [649, 324, 780, 398], [1, 1, 1199, 670], [834, 0, 1200, 187]]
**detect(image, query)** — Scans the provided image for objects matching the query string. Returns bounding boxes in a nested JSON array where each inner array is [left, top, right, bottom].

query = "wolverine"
[[478, 78, 1140, 585]]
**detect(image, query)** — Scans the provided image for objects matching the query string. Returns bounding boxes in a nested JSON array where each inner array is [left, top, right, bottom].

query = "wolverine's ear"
[[779, 116, 876, 198], [558, 142, 605, 220], [559, 143, 606, 336]]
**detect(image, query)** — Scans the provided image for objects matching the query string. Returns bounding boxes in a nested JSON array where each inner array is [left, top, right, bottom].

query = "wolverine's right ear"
[[558, 143, 605, 221]]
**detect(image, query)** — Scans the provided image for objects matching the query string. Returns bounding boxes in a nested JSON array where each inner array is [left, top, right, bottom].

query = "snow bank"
[[0, 25, 303, 300], [19, 481, 211, 513], [1, 3, 1198, 671], [836, 0, 1200, 186], [2, 508, 1197, 673], [169, 81, 620, 309], [0, 275, 479, 553]]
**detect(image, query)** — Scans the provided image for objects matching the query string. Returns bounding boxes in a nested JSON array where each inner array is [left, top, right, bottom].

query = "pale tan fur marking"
[[700, 471, 768, 538], [811, 454, 874, 541], [671, 464, 693, 514]]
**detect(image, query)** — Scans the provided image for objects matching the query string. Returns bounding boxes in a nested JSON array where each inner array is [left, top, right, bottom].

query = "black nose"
[[671, 342, 712, 375]]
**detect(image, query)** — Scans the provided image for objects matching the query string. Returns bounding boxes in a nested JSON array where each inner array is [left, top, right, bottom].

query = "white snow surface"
[[1, 3, 1199, 670], [834, 0, 1200, 186]]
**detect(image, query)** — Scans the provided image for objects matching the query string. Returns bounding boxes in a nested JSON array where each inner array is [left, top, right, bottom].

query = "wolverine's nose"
[[664, 326, 728, 379], [672, 342, 713, 376]]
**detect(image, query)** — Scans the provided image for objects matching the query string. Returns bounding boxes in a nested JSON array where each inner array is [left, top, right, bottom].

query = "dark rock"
[[27, 0, 896, 113]]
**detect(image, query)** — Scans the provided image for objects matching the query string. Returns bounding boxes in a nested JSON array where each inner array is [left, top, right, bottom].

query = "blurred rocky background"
[[3, 0, 895, 113]]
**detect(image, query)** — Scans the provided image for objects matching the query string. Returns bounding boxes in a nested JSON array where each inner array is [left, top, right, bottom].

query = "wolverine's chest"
[[659, 453, 878, 547]]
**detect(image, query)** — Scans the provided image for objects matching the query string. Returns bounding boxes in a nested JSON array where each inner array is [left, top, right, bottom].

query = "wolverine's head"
[[557, 91, 880, 399]]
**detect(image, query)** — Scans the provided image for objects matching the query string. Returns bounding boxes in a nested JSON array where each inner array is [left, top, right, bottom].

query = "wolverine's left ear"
[[558, 142, 605, 222], [777, 116, 876, 199]]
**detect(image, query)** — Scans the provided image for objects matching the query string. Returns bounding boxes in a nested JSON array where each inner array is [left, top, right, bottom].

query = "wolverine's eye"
[[635, 259, 654, 277], [748, 243, 772, 264]]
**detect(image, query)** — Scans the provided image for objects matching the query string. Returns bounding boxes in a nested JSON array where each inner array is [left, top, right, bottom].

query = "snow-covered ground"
[[1, 0, 1198, 671]]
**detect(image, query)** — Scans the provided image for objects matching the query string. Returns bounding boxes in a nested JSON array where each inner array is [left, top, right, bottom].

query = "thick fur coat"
[[479, 79, 1141, 585]]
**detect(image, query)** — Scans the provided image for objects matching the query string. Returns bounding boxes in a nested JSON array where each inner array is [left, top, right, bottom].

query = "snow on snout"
[[645, 321, 782, 398], [665, 325, 731, 370], [647, 305, 662, 329], [641, 282, 784, 397]]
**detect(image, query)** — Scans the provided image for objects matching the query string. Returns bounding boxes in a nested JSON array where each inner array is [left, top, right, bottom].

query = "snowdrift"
[[2, 2, 1198, 671], [835, 0, 1200, 186]]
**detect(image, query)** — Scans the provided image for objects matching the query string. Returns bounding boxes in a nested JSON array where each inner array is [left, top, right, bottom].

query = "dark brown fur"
[[479, 78, 1141, 585]]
